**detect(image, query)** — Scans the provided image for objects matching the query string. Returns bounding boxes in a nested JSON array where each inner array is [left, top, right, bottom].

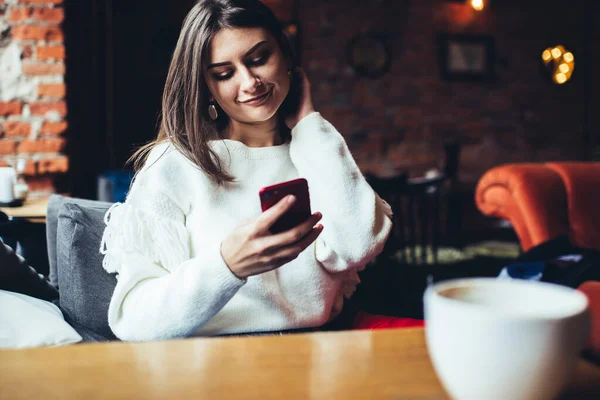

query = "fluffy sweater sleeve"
[[289, 112, 393, 272], [100, 144, 245, 341]]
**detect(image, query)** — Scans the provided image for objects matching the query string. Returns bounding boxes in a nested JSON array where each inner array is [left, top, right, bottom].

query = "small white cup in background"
[[0, 167, 16, 204], [424, 278, 590, 400]]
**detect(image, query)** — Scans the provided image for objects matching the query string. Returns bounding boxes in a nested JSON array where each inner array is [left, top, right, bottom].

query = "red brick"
[[5, 121, 31, 137], [38, 156, 68, 174], [18, 0, 63, 4], [7, 7, 32, 22], [11, 25, 63, 42], [17, 137, 66, 153], [0, 141, 18, 155], [21, 45, 34, 59], [23, 160, 37, 176], [27, 176, 54, 193], [29, 101, 67, 116], [40, 120, 67, 135], [36, 45, 65, 60], [22, 62, 65, 76], [32, 7, 64, 24], [0, 102, 22, 116], [38, 83, 65, 98]]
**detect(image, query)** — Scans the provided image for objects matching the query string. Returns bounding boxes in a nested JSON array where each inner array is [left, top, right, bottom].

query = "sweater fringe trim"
[[99, 203, 189, 274]]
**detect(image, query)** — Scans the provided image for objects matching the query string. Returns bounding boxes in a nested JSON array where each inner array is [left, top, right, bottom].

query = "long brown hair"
[[130, 0, 294, 183]]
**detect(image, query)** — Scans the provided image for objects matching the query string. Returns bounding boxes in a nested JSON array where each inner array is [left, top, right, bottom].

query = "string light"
[[551, 47, 562, 59], [541, 45, 575, 85], [470, 0, 484, 11], [563, 52, 574, 63], [542, 50, 552, 61]]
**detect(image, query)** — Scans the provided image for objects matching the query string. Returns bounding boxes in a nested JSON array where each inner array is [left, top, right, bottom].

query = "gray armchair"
[[47, 195, 118, 341]]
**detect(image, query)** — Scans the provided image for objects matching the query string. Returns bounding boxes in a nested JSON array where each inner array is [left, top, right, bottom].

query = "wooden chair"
[[359, 173, 446, 318], [366, 173, 446, 267]]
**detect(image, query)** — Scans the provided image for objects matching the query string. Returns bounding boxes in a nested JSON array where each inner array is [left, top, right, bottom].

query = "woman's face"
[[204, 27, 290, 125]]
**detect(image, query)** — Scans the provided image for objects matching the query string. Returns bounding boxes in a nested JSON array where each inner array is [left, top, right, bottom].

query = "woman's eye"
[[249, 53, 269, 66], [214, 71, 233, 81]]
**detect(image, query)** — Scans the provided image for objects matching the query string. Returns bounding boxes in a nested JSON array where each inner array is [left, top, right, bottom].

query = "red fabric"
[[475, 164, 569, 251], [546, 163, 600, 250], [577, 281, 600, 357], [352, 311, 425, 330]]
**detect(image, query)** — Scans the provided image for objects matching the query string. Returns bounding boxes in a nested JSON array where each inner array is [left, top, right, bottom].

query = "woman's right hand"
[[220, 195, 323, 280]]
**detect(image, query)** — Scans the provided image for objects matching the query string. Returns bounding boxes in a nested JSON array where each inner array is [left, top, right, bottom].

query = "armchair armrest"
[[547, 163, 600, 250], [475, 164, 570, 251]]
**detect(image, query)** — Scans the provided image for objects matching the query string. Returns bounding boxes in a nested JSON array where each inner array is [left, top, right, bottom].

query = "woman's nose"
[[240, 69, 261, 92]]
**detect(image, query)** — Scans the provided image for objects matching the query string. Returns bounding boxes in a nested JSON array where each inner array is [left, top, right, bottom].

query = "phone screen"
[[259, 178, 311, 234]]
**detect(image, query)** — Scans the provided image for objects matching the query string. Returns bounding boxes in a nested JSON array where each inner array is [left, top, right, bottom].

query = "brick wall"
[[268, 0, 593, 183], [0, 0, 67, 196]]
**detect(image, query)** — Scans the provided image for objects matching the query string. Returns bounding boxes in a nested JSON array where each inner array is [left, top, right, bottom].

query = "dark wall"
[[111, 1, 196, 168], [64, 0, 195, 198], [291, 0, 597, 182]]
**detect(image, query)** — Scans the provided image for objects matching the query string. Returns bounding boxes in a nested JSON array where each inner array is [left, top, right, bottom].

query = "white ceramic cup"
[[424, 278, 590, 400], [0, 167, 16, 204]]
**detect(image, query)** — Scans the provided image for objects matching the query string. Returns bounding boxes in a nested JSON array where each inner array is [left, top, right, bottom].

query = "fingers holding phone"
[[254, 194, 297, 233], [259, 209, 323, 250], [259, 217, 323, 264], [220, 179, 322, 280]]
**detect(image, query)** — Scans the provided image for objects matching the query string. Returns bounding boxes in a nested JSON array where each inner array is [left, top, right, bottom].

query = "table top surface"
[[1, 327, 599, 400], [0, 196, 49, 220]]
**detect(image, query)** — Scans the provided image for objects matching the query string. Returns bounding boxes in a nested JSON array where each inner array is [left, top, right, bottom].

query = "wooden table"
[[0, 196, 49, 222], [1, 328, 599, 399]]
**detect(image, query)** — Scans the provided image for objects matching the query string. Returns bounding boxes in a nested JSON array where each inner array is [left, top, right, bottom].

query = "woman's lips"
[[240, 87, 273, 105]]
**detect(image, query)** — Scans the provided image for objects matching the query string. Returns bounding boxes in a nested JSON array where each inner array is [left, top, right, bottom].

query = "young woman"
[[100, 0, 404, 341]]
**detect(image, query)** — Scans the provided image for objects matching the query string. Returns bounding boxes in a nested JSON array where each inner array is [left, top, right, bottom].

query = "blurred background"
[[0, 0, 597, 237]]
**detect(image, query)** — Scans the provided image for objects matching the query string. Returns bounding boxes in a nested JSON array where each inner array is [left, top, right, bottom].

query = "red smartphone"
[[259, 178, 312, 234]]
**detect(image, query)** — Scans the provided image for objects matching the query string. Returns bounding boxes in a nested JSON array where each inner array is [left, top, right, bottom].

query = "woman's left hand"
[[285, 67, 315, 129]]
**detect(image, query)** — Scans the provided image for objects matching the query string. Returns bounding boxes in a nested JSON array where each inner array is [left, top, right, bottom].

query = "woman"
[[100, 0, 402, 341]]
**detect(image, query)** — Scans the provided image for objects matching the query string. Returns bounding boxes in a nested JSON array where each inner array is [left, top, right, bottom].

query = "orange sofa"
[[476, 162, 600, 358]]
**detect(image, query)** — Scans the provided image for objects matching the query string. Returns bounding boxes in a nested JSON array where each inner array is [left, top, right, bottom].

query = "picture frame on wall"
[[437, 33, 496, 81]]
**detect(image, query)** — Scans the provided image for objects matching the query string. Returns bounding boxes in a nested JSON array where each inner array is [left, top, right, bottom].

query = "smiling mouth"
[[240, 87, 273, 105]]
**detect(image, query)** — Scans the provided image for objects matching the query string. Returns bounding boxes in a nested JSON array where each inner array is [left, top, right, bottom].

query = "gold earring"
[[288, 70, 291, 76], [208, 102, 218, 120]]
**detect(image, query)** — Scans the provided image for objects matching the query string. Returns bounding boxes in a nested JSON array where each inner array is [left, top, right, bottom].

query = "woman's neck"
[[225, 116, 282, 147]]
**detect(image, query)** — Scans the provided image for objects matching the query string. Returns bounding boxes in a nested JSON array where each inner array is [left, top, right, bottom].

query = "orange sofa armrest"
[[547, 163, 600, 250], [475, 164, 570, 251], [578, 281, 600, 357]]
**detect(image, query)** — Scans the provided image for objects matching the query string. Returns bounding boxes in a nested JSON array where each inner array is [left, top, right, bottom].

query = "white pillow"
[[0, 289, 82, 348]]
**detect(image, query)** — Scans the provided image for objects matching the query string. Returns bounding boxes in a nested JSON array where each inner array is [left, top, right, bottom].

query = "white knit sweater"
[[100, 112, 392, 341]]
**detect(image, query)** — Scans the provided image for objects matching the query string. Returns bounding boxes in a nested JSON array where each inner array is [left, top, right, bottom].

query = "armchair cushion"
[[55, 197, 118, 341], [0, 289, 82, 348]]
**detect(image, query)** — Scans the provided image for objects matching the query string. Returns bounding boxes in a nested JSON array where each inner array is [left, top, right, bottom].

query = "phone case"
[[259, 178, 311, 234]]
